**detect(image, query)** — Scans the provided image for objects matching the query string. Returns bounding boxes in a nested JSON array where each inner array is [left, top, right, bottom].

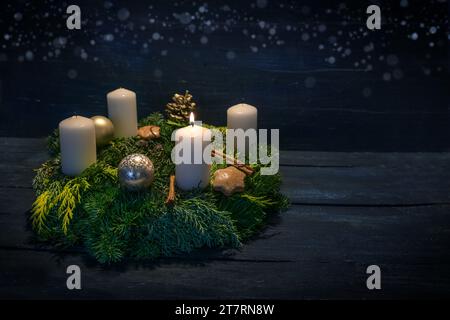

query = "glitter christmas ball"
[[118, 154, 154, 191]]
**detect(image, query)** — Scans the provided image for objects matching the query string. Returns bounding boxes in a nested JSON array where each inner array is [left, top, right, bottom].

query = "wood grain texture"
[[0, 138, 449, 299], [2, 248, 450, 300], [1, 138, 449, 204], [1, 204, 450, 299]]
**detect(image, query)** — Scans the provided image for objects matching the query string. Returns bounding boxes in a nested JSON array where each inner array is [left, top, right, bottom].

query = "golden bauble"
[[91, 116, 114, 147]]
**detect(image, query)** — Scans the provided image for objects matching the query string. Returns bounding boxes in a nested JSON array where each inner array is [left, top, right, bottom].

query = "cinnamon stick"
[[165, 174, 176, 204], [211, 149, 254, 175]]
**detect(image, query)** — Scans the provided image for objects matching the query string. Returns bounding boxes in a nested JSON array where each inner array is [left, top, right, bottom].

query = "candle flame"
[[189, 112, 195, 127]]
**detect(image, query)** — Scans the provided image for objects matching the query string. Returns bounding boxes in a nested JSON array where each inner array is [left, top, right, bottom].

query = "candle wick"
[[190, 121, 194, 127]]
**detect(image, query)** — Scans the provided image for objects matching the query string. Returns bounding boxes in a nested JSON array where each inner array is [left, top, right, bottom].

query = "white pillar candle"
[[227, 103, 258, 131], [174, 114, 211, 191], [107, 87, 138, 138], [59, 116, 96, 176], [227, 103, 258, 158]]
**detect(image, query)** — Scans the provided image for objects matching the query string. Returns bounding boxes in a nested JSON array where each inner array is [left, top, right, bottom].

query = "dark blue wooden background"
[[0, 0, 448, 151]]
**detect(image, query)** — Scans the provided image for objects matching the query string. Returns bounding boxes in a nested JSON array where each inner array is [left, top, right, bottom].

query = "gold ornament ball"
[[118, 154, 155, 191], [91, 116, 114, 147]]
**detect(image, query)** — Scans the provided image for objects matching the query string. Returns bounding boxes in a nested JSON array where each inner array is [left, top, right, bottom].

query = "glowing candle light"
[[173, 113, 211, 190]]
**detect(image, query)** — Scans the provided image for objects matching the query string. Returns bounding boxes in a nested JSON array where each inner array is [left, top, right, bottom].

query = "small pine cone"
[[165, 91, 197, 123]]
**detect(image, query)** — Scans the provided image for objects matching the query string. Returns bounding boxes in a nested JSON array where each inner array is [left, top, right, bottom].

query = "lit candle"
[[107, 87, 138, 138], [227, 103, 258, 131], [59, 115, 96, 176], [174, 113, 211, 190]]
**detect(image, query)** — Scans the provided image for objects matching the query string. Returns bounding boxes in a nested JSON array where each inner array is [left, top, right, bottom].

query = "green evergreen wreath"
[[31, 112, 288, 264]]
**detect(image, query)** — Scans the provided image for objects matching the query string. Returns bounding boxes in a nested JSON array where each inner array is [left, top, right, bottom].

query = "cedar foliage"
[[32, 111, 288, 263]]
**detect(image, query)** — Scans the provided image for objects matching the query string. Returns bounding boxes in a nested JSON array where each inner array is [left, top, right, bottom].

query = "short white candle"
[[227, 103, 258, 131], [174, 114, 211, 191], [107, 88, 138, 138], [59, 116, 96, 176]]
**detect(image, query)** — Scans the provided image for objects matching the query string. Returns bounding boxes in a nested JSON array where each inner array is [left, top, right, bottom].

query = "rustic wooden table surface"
[[0, 137, 449, 299]]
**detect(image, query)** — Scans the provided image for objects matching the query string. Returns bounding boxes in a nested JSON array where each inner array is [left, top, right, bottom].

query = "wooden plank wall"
[[0, 1, 448, 151]]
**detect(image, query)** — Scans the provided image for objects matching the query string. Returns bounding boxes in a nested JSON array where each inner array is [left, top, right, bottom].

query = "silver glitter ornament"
[[91, 115, 114, 147], [118, 154, 154, 191]]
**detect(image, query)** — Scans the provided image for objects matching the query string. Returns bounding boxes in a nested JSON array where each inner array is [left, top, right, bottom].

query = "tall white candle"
[[107, 87, 138, 138], [174, 114, 211, 191], [227, 103, 258, 157], [227, 103, 258, 131], [59, 116, 96, 176]]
